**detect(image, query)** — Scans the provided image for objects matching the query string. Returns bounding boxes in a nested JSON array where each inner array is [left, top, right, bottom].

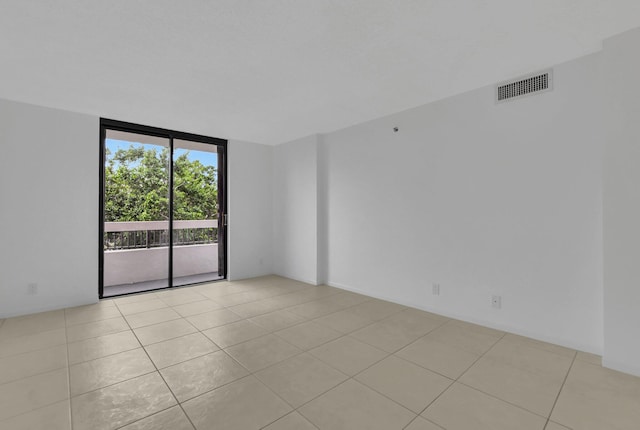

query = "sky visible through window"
[[106, 139, 218, 168]]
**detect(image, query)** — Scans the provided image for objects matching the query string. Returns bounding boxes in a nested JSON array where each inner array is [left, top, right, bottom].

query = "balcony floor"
[[103, 272, 222, 297]]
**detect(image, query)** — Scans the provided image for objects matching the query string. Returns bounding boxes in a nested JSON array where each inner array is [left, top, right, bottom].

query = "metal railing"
[[104, 220, 218, 251]]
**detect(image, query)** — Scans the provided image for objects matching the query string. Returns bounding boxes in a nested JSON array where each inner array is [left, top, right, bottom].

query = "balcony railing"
[[103, 220, 219, 287], [104, 220, 218, 250]]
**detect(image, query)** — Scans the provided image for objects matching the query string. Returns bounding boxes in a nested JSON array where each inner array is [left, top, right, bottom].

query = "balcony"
[[104, 220, 220, 296]]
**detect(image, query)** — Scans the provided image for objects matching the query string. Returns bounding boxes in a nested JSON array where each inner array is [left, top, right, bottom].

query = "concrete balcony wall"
[[104, 244, 218, 286]]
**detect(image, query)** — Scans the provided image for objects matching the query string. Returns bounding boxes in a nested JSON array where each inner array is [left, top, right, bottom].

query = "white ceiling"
[[1, 1, 639, 145]]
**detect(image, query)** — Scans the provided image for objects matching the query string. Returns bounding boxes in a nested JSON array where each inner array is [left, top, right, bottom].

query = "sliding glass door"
[[99, 120, 227, 298], [172, 139, 225, 287]]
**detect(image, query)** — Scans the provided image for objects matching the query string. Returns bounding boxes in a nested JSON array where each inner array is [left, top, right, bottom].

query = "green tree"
[[105, 146, 218, 222]]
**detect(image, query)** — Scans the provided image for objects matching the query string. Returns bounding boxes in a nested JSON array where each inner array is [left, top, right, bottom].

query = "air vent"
[[496, 70, 552, 103]]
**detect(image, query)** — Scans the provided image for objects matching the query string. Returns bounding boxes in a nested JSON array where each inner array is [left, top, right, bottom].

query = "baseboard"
[[0, 296, 99, 319], [327, 280, 603, 356], [603, 358, 640, 377], [274, 271, 319, 286]]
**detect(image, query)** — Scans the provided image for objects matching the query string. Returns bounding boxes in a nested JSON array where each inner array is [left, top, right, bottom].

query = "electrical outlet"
[[492, 295, 502, 309], [432, 283, 440, 296], [27, 282, 38, 295]]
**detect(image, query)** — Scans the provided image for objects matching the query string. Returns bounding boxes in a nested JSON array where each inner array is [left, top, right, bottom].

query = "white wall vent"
[[496, 69, 552, 103]]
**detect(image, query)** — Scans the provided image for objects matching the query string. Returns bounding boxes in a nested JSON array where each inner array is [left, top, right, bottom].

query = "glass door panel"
[[102, 130, 170, 297], [172, 139, 223, 287]]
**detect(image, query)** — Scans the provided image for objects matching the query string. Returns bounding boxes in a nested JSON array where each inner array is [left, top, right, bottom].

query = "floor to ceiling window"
[[99, 119, 227, 298]]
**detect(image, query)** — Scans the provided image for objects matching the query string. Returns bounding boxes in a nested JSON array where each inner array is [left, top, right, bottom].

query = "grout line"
[[413, 331, 507, 425], [543, 350, 577, 430], [450, 330, 572, 420], [113, 405, 182, 430], [63, 310, 74, 430], [259, 411, 321, 430], [455, 331, 506, 381], [118, 306, 199, 430]]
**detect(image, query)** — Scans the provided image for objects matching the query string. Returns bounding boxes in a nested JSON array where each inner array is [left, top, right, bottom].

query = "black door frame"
[[99, 118, 228, 298]]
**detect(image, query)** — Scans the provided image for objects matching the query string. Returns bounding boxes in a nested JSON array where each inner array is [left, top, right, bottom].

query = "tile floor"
[[0, 275, 639, 429]]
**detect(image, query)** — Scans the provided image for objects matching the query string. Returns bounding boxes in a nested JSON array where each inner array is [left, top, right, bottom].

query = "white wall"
[[0, 99, 99, 318], [0, 103, 277, 316], [322, 53, 605, 354], [227, 140, 274, 280], [602, 28, 640, 376], [273, 135, 319, 284]]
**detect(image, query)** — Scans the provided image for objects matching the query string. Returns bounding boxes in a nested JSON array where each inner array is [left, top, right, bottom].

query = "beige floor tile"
[[202, 320, 268, 348], [423, 321, 502, 355], [0, 310, 66, 339], [576, 351, 602, 365], [65, 303, 121, 326], [133, 318, 197, 345], [0, 368, 69, 421], [145, 332, 218, 369], [275, 321, 342, 350], [306, 285, 343, 298], [255, 353, 348, 408], [484, 339, 573, 379], [0, 328, 67, 358], [249, 309, 306, 332], [114, 292, 158, 305], [125, 307, 182, 329], [446, 319, 504, 337], [186, 309, 243, 331], [117, 298, 168, 316], [309, 336, 388, 376], [405, 417, 445, 430], [551, 360, 640, 430], [304, 293, 360, 314], [263, 411, 318, 430], [396, 337, 480, 379], [160, 350, 249, 402], [423, 383, 546, 430], [351, 320, 427, 353], [257, 294, 298, 308], [329, 291, 373, 307], [119, 406, 194, 430], [225, 334, 302, 372], [66, 317, 129, 342], [70, 348, 155, 396], [349, 299, 406, 321], [71, 372, 176, 430], [68, 330, 140, 365], [299, 379, 415, 430], [172, 299, 223, 317], [197, 283, 244, 299], [459, 356, 564, 416], [268, 291, 317, 308], [501, 334, 575, 358], [286, 297, 347, 319], [545, 422, 571, 430], [385, 309, 448, 332], [356, 356, 452, 413], [312, 309, 374, 334], [182, 375, 292, 430], [213, 291, 261, 307], [156, 290, 206, 307], [0, 400, 71, 430], [0, 344, 67, 384], [227, 299, 283, 318]]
